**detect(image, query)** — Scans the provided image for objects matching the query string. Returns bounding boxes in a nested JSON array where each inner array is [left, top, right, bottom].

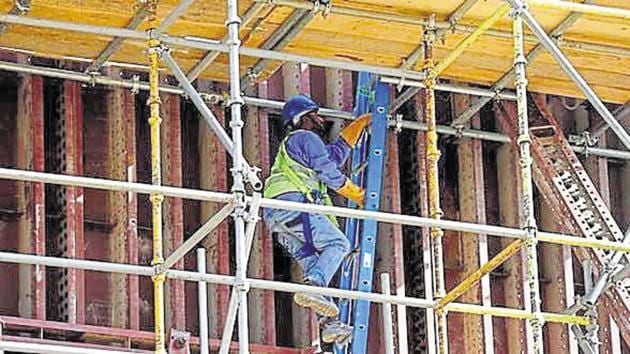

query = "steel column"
[[15, 72, 45, 320], [454, 93, 494, 354], [107, 76, 131, 329], [63, 80, 86, 324], [539, 202, 577, 354], [161, 93, 186, 330], [496, 143, 529, 353], [512, 14, 544, 353], [376, 130, 408, 354]]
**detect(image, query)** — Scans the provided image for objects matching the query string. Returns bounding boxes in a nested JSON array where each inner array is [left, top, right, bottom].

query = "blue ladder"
[[336, 73, 390, 354]]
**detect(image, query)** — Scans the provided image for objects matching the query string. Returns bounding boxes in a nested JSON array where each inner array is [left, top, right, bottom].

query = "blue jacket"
[[278, 130, 351, 202]]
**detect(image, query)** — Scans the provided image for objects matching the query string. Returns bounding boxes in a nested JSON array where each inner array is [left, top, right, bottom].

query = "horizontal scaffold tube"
[[0, 61, 627, 160], [0, 14, 425, 82], [0, 167, 629, 253], [0, 251, 590, 326]]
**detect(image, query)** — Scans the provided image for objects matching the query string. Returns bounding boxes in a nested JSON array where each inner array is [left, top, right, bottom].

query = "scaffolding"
[[0, 0, 628, 353]]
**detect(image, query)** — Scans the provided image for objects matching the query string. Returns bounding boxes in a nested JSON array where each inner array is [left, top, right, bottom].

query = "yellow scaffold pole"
[[146, 1, 166, 353], [423, 17, 448, 354]]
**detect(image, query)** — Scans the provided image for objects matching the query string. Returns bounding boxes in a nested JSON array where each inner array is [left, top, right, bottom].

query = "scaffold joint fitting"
[[150, 193, 164, 204], [130, 75, 141, 95], [15, 0, 31, 13], [234, 278, 251, 293], [508, 0, 528, 18]]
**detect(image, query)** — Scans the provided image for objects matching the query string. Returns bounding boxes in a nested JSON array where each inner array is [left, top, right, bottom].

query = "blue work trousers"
[[264, 200, 350, 287]]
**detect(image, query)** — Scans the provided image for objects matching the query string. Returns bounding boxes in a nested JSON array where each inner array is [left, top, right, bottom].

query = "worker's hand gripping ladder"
[[336, 72, 390, 354]]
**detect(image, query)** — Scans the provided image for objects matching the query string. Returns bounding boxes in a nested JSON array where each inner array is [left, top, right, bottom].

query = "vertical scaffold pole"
[[423, 18, 448, 354], [512, 8, 544, 354], [146, 1, 166, 353], [226, 0, 250, 353]]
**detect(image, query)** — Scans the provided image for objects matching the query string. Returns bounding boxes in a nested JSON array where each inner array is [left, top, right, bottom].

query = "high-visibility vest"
[[263, 131, 338, 226]]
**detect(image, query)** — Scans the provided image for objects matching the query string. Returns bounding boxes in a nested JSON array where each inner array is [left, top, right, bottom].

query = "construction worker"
[[263, 94, 370, 346]]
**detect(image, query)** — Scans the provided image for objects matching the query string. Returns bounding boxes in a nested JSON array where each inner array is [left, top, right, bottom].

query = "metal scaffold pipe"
[[225, 0, 250, 352], [423, 22, 448, 354], [1, 60, 629, 160], [527, 0, 630, 20], [0, 251, 591, 325], [512, 13, 544, 353], [197, 249, 210, 354], [146, 2, 167, 353], [1, 167, 629, 253]]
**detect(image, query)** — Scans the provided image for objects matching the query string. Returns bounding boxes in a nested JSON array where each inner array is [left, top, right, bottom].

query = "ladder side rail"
[[337, 72, 376, 346], [350, 82, 390, 354]]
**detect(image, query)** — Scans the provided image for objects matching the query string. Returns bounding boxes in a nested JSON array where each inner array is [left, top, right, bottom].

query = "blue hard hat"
[[282, 95, 320, 126]]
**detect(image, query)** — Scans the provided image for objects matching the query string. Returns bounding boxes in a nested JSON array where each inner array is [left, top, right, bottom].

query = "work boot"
[[293, 279, 339, 318], [320, 318, 353, 347]]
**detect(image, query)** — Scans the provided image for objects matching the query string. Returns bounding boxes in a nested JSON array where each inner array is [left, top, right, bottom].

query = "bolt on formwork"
[[0, 0, 627, 353]]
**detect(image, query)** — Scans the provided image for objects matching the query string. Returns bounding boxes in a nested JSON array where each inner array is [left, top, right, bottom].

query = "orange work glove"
[[340, 113, 372, 147], [336, 179, 365, 208]]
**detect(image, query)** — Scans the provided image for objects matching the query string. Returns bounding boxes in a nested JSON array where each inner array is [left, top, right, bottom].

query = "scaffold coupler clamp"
[[396, 75, 406, 92], [569, 131, 599, 157], [392, 113, 403, 134], [15, 0, 31, 14], [311, 0, 332, 18], [130, 75, 141, 95], [87, 71, 98, 88], [453, 124, 465, 139], [508, 0, 528, 18], [150, 43, 169, 59]]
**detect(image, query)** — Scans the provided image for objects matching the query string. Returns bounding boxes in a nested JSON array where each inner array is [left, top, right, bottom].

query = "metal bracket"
[[87, 71, 98, 87], [15, 0, 31, 14], [311, 0, 332, 17], [129, 75, 141, 95], [508, 0, 528, 18], [389, 113, 403, 134], [168, 328, 191, 354], [568, 131, 600, 156]]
